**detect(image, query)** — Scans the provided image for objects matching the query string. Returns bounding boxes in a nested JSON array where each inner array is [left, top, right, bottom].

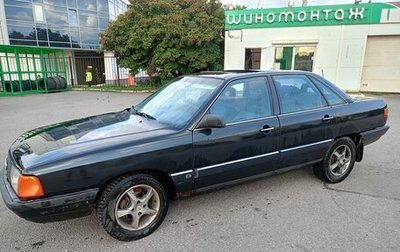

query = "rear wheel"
[[97, 174, 169, 241], [313, 137, 356, 183]]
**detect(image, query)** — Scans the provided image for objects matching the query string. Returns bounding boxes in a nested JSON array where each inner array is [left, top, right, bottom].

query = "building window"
[[79, 13, 98, 28], [48, 28, 70, 43], [33, 5, 45, 23], [69, 29, 80, 44], [8, 24, 36, 40], [5, 6, 34, 22], [80, 29, 100, 44], [67, 0, 77, 8], [68, 9, 78, 26], [244, 48, 261, 70], [274, 46, 315, 72], [4, 0, 126, 50], [44, 0, 67, 6], [78, 0, 96, 11], [294, 47, 315, 72], [97, 0, 109, 13], [36, 27, 49, 41], [45, 7, 69, 26], [99, 17, 109, 31]]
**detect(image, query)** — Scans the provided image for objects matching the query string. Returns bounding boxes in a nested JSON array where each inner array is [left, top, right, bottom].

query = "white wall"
[[104, 51, 118, 83], [0, 0, 9, 45], [224, 23, 400, 91]]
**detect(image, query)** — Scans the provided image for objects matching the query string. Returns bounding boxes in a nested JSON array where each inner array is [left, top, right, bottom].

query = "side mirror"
[[197, 114, 226, 129]]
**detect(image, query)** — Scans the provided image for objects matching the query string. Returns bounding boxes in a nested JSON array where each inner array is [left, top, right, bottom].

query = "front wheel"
[[313, 137, 356, 183], [97, 174, 169, 241]]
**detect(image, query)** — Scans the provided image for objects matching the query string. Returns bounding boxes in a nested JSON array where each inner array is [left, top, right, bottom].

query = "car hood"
[[10, 109, 176, 170]]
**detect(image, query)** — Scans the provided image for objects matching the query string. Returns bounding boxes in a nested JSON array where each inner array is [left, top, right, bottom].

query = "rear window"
[[310, 77, 345, 106]]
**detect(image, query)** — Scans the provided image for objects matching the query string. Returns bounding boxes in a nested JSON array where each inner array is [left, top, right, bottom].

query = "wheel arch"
[[335, 133, 363, 162], [94, 169, 177, 208]]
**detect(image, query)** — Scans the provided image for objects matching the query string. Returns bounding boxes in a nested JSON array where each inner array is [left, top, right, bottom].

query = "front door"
[[193, 77, 280, 191]]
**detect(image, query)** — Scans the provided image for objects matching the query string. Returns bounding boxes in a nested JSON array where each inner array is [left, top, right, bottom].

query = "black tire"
[[31, 80, 38, 90], [54, 77, 62, 90], [22, 80, 33, 91], [5, 81, 12, 92], [6, 80, 20, 92], [59, 77, 67, 89], [38, 78, 45, 90], [46, 77, 57, 90], [13, 81, 21, 92], [97, 174, 169, 241], [313, 137, 356, 183]]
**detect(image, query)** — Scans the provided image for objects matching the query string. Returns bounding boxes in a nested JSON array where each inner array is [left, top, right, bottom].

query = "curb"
[[347, 93, 366, 98]]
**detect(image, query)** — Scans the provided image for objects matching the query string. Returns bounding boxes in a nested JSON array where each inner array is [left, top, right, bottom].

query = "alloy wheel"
[[329, 144, 352, 176], [114, 184, 160, 231]]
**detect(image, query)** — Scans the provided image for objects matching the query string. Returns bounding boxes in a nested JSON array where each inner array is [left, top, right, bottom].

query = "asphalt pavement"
[[0, 91, 399, 252]]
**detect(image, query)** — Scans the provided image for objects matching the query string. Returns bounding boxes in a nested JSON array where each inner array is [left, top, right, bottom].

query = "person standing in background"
[[86, 66, 93, 87]]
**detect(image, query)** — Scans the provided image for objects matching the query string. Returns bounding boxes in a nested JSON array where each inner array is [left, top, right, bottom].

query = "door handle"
[[260, 126, 274, 133], [322, 115, 335, 121]]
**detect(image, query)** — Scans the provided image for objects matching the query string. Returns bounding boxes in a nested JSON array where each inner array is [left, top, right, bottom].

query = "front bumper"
[[0, 168, 98, 223]]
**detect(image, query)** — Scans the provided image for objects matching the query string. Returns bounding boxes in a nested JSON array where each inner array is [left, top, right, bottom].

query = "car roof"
[[189, 70, 353, 103], [191, 70, 312, 81]]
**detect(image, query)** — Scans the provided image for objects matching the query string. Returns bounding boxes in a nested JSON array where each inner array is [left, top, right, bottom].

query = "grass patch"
[[73, 84, 159, 92], [73, 78, 173, 93]]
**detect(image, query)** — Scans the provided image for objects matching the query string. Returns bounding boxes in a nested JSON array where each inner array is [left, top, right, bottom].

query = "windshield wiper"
[[136, 111, 156, 120], [131, 106, 156, 120]]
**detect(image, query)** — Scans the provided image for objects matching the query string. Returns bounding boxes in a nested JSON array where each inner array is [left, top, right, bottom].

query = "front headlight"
[[6, 158, 44, 200], [9, 165, 21, 194]]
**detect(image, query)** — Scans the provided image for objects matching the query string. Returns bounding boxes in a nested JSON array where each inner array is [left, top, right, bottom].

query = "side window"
[[223, 82, 244, 97], [310, 77, 345, 106], [273, 75, 327, 114], [210, 77, 272, 124]]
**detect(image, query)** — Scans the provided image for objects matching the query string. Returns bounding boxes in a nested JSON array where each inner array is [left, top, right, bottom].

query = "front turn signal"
[[17, 175, 44, 200]]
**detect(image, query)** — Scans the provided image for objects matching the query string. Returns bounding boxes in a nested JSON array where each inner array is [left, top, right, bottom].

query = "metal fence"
[[70, 56, 149, 88], [0, 45, 68, 95], [1, 45, 150, 96]]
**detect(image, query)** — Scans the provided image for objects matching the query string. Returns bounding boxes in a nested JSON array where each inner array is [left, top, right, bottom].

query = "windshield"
[[134, 77, 223, 128]]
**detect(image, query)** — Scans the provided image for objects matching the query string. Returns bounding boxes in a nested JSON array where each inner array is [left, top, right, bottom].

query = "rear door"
[[271, 74, 334, 168], [193, 77, 280, 191]]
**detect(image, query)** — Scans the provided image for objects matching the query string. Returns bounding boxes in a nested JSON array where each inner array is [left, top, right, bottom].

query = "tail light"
[[384, 107, 389, 124]]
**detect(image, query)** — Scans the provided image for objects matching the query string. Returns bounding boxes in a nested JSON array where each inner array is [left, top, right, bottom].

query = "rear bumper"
[[360, 125, 390, 146], [0, 168, 98, 223]]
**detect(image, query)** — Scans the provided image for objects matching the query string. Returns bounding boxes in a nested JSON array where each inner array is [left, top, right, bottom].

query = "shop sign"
[[225, 3, 397, 30]]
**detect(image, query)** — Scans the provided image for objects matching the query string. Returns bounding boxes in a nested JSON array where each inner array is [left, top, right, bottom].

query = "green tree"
[[100, 0, 224, 80]]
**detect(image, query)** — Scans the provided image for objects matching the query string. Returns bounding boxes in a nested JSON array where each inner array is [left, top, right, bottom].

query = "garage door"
[[361, 36, 400, 93]]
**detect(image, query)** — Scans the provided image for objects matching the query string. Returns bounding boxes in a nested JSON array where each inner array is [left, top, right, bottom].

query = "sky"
[[220, 0, 392, 8]]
